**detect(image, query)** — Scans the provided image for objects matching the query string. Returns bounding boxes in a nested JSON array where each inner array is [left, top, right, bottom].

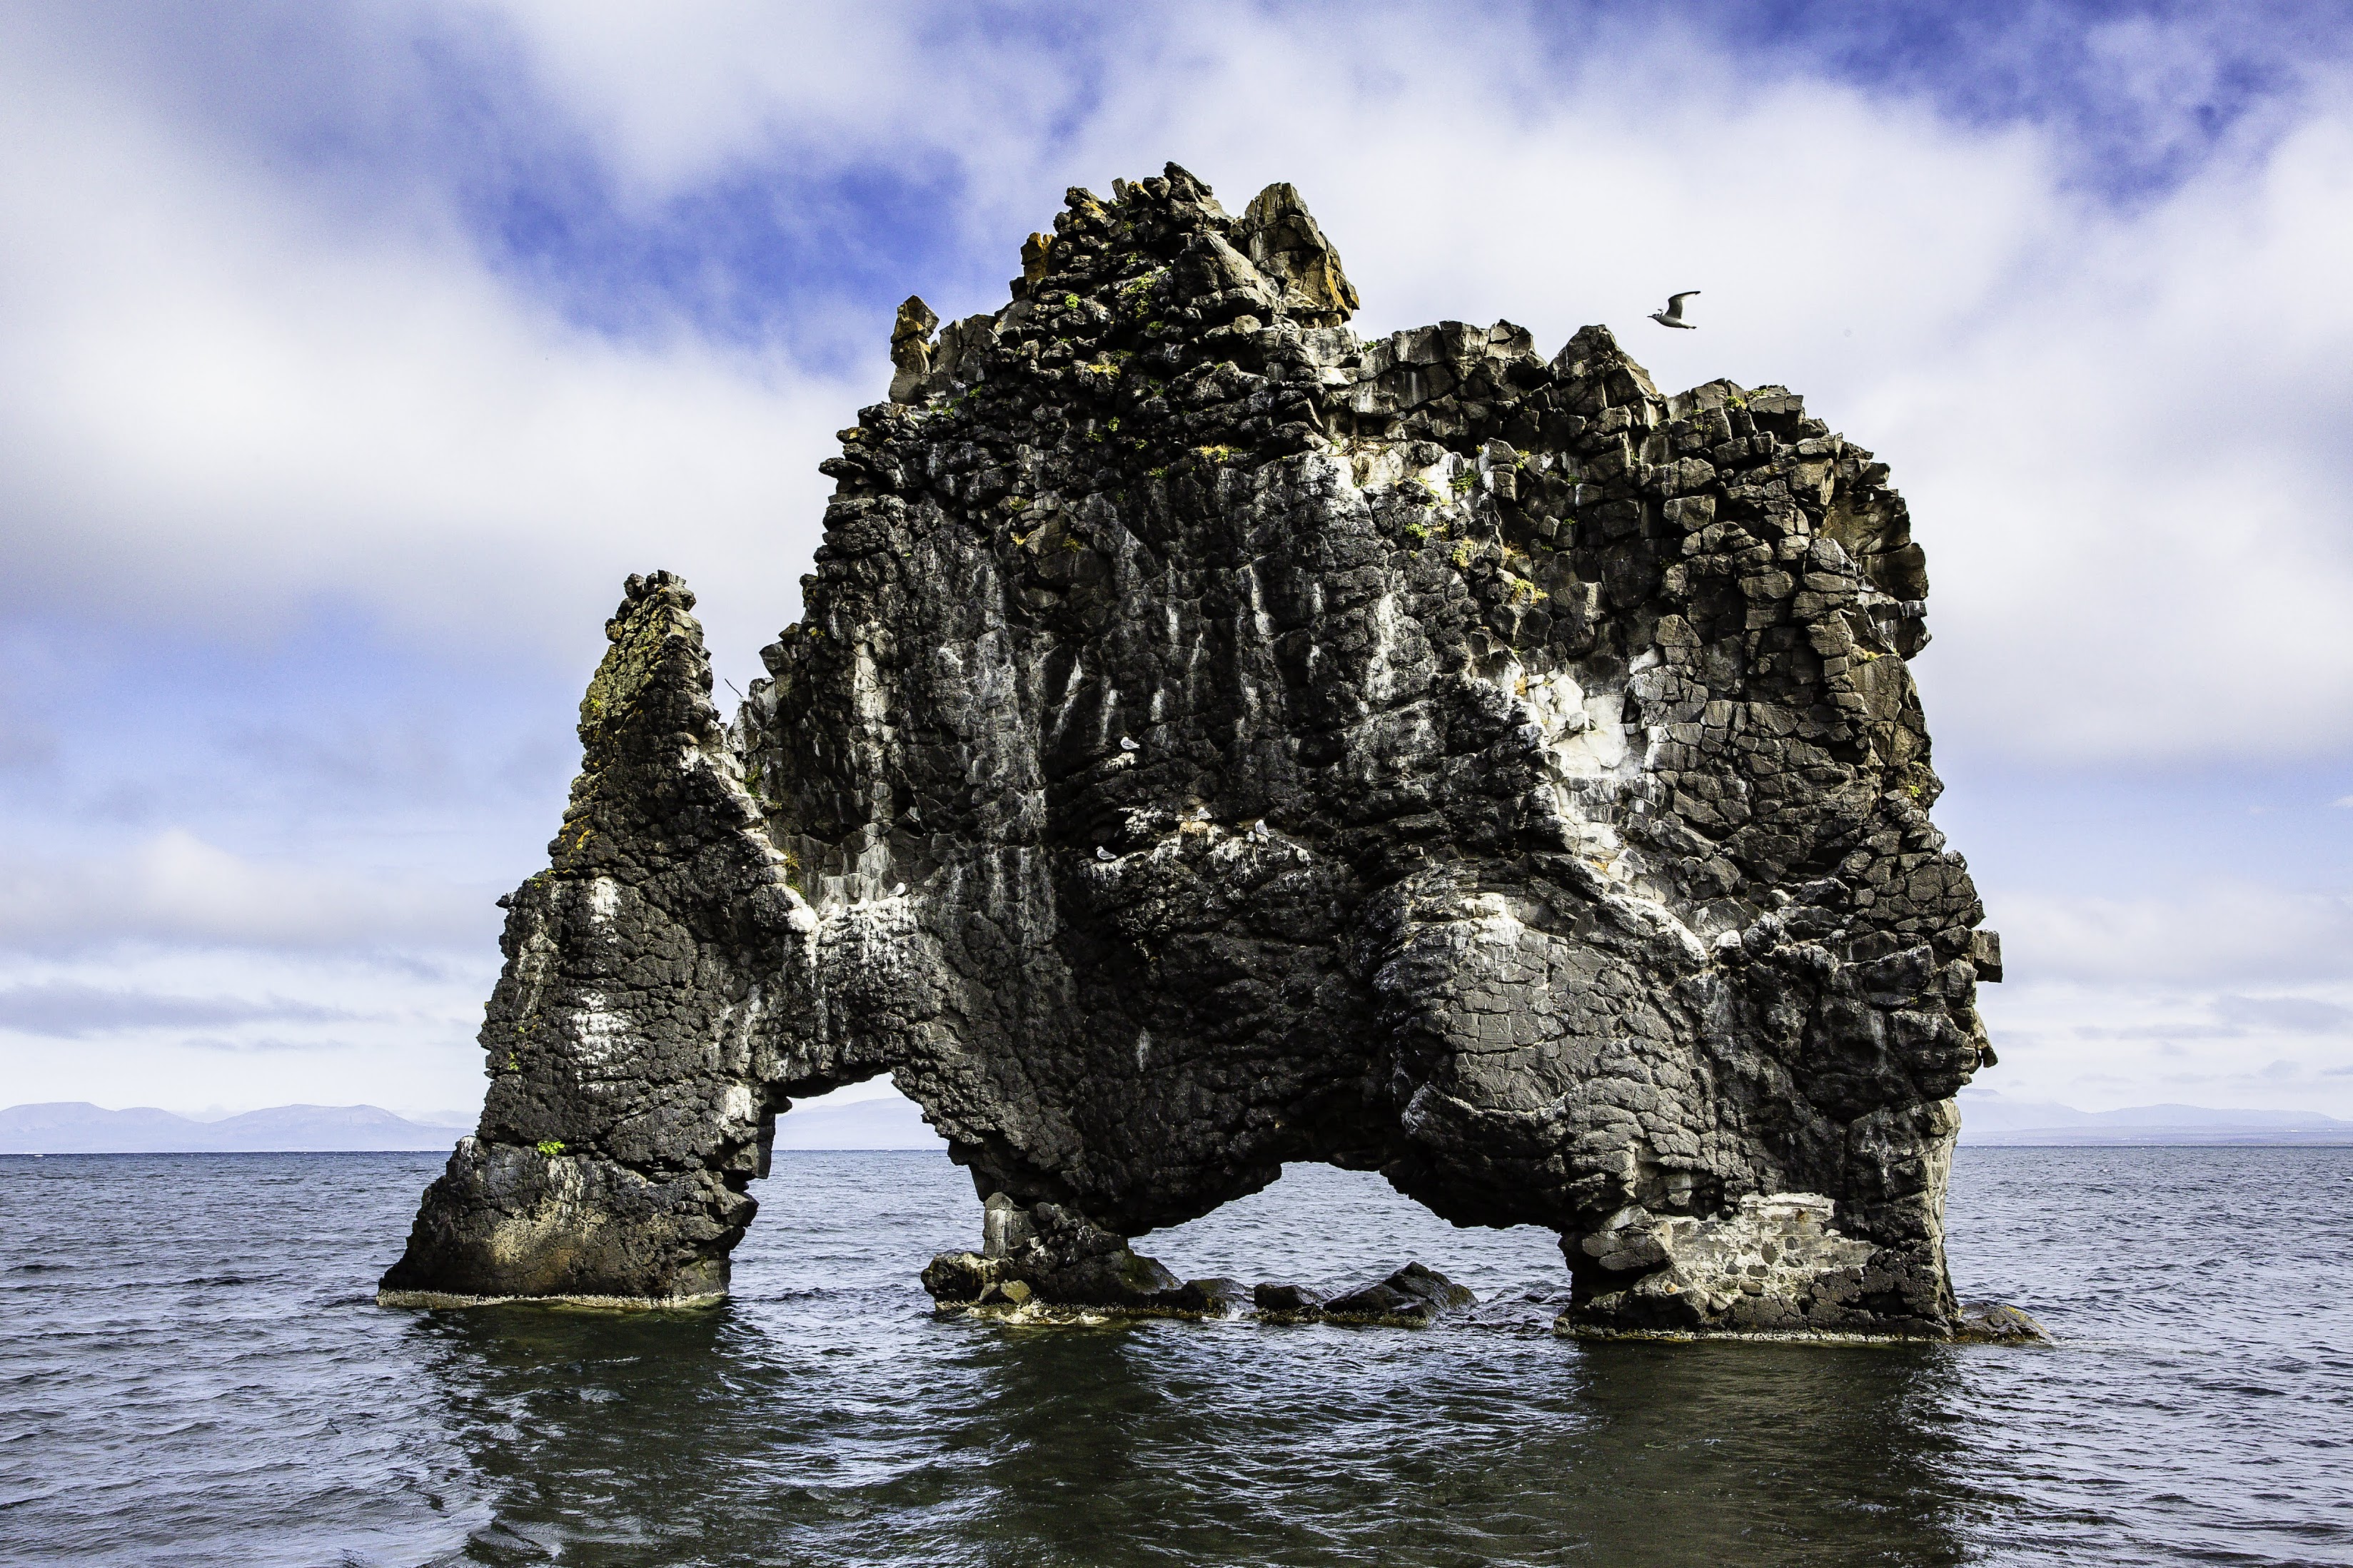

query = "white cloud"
[[1972, 881, 2353, 1113], [0, 981, 358, 1038], [0, 829, 494, 954], [1987, 884, 2353, 986], [1975, 976, 2353, 1116], [0, 943, 493, 1115], [459, 0, 1069, 199], [0, 23, 854, 681]]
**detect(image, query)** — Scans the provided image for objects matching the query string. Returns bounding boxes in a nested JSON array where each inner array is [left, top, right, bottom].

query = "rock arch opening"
[[1129, 1162, 1568, 1321], [1142, 1163, 1565, 1293], [768, 1078, 945, 1155]]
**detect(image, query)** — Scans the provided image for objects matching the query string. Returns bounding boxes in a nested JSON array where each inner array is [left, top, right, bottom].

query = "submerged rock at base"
[[1155, 1277, 1251, 1315], [920, 1250, 1001, 1303], [383, 165, 2005, 1339], [1321, 1263, 1478, 1325], [1561, 1191, 1936, 1337], [924, 1194, 1180, 1310], [924, 1248, 1466, 1329], [1956, 1300, 2050, 1342], [1252, 1282, 1329, 1316]]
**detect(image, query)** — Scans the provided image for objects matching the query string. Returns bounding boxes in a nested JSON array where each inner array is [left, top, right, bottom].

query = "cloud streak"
[[2070, 993, 2353, 1041], [0, 982, 358, 1038], [0, 831, 494, 956], [0, 16, 853, 676], [1989, 884, 2353, 986]]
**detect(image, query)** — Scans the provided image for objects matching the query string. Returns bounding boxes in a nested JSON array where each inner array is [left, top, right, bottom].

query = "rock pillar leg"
[[380, 573, 809, 1307]]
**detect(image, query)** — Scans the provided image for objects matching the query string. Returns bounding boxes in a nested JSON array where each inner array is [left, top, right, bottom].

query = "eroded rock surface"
[[383, 165, 1999, 1337]]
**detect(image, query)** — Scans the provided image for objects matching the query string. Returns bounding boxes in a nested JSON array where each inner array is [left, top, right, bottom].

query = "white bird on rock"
[[1649, 290, 1700, 329]]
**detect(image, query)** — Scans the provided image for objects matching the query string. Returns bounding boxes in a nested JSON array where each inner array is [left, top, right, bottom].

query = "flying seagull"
[[1649, 290, 1700, 330]]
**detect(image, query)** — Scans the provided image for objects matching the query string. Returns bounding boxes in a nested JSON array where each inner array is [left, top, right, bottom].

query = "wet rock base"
[[923, 1215, 1478, 1327], [1955, 1300, 2050, 1342], [1554, 1191, 2048, 1342]]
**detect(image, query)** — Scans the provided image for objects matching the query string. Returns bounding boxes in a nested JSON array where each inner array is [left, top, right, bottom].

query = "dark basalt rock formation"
[[382, 165, 2002, 1338]]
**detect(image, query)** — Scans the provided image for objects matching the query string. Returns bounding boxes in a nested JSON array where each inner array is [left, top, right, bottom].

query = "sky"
[[1, 0, 2349, 1123]]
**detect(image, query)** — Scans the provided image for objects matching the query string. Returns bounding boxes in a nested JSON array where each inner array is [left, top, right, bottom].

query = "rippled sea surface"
[[4, 1147, 2349, 1567]]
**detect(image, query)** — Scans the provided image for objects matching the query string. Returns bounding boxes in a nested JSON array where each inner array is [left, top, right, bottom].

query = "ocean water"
[[2, 1147, 2347, 1567]]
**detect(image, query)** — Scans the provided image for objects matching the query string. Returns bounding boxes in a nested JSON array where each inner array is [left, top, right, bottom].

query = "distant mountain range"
[[1958, 1091, 2353, 1145], [9, 1093, 2342, 1153], [772, 1095, 944, 1150]]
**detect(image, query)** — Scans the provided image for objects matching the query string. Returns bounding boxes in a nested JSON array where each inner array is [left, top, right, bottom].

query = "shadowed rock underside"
[[382, 166, 2001, 1338]]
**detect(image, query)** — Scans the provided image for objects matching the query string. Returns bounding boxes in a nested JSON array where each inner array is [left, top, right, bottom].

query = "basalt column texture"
[[383, 166, 2002, 1337]]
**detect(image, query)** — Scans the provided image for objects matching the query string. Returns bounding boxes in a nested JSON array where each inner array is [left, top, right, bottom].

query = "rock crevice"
[[383, 164, 1998, 1337]]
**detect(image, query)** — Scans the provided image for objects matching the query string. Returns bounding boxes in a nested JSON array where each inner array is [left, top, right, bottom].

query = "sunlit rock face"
[[382, 165, 1998, 1337]]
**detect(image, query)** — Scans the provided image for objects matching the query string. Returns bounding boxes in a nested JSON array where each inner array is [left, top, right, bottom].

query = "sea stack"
[[382, 165, 2000, 1337]]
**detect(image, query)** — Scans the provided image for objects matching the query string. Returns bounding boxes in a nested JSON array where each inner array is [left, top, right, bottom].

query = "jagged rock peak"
[[1232, 181, 1359, 325], [386, 165, 2005, 1342]]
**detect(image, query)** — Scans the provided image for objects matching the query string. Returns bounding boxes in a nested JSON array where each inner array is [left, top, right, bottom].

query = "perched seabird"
[[1119, 735, 1139, 752], [1649, 290, 1700, 330], [1095, 846, 1114, 861]]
